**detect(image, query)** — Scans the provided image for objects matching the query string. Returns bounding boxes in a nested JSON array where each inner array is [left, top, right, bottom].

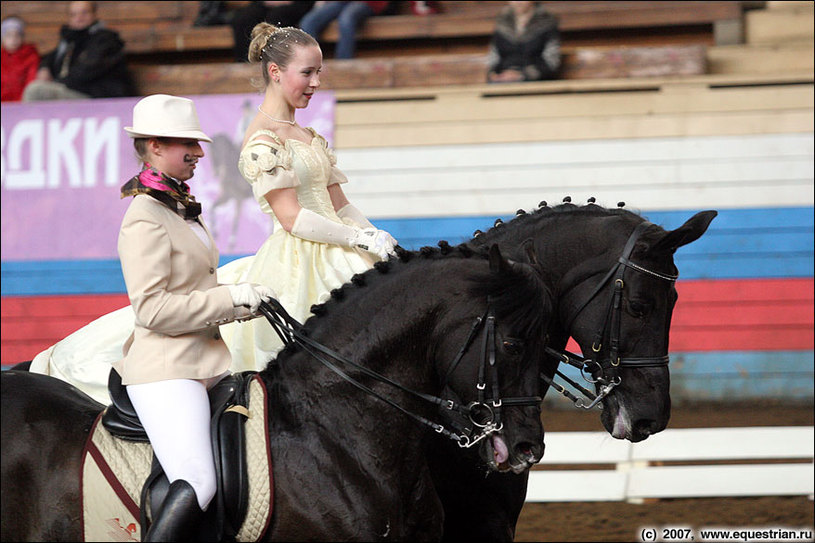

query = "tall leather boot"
[[143, 479, 204, 542]]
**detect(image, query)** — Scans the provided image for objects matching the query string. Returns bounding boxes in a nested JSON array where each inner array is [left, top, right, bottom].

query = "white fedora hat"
[[124, 94, 212, 142]]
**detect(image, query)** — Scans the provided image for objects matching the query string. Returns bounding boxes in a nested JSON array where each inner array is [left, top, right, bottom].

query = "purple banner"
[[1, 92, 335, 261]]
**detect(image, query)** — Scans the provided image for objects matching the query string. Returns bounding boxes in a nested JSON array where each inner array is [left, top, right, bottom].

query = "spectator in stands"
[[298, 1, 393, 59], [1, 16, 40, 102], [487, 1, 561, 83], [231, 1, 315, 62], [22, 1, 133, 101], [193, 1, 233, 26]]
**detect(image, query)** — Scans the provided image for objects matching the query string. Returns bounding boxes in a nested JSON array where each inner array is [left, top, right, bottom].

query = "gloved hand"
[[227, 283, 276, 314], [351, 228, 397, 260]]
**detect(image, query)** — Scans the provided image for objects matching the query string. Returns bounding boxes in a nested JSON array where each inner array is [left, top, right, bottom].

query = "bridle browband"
[[541, 220, 678, 410], [258, 299, 541, 449]]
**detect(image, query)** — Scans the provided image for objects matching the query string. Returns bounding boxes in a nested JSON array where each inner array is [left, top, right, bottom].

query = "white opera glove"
[[290, 207, 361, 246], [227, 283, 276, 314], [336, 203, 375, 229], [290, 208, 394, 259], [336, 204, 398, 251]]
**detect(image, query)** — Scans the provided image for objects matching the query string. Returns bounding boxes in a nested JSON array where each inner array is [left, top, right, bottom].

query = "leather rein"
[[258, 298, 541, 449], [541, 221, 678, 410]]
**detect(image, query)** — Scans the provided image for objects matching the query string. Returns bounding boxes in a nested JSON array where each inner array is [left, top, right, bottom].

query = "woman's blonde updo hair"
[[248, 23, 319, 86]]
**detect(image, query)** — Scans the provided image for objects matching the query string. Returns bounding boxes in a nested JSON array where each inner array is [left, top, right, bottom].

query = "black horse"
[[420, 200, 717, 541], [1, 246, 552, 541]]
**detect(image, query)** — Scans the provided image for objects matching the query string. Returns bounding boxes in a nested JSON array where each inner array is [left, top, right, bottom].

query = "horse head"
[[434, 244, 552, 473], [466, 202, 717, 443], [554, 209, 718, 442]]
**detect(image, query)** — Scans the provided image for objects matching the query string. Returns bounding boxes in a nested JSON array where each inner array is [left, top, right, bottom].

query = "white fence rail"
[[526, 426, 814, 503]]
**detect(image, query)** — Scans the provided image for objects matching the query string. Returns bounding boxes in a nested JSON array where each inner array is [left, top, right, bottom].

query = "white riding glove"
[[227, 283, 276, 314]]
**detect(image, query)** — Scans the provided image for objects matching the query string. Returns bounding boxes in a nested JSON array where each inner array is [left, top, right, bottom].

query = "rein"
[[543, 221, 678, 410], [257, 299, 540, 449]]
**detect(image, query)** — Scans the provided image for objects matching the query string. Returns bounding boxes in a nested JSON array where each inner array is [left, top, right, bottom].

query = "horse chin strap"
[[543, 221, 677, 410], [258, 299, 540, 449]]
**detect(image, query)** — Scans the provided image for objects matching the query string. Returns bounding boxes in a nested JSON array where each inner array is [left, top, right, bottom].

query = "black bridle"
[[542, 221, 678, 410], [258, 299, 541, 448]]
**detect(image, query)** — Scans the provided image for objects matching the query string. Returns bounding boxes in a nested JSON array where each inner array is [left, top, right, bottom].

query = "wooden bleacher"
[[0, 1, 746, 94], [2, 1, 746, 61]]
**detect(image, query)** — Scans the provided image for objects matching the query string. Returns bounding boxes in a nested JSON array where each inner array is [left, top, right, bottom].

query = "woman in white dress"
[[30, 23, 397, 403], [218, 22, 397, 370]]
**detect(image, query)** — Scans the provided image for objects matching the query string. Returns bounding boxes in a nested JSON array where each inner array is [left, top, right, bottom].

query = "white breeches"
[[126, 374, 226, 510]]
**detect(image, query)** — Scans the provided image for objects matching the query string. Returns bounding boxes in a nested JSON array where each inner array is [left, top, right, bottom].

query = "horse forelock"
[[466, 263, 549, 341]]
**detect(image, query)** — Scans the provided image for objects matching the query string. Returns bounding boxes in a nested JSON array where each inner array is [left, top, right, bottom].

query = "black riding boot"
[[144, 479, 204, 542]]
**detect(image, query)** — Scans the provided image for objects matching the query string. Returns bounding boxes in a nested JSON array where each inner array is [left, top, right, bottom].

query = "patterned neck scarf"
[[120, 163, 202, 219]]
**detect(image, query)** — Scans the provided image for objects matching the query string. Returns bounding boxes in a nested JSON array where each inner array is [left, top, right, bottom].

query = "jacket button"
[[214, 333, 221, 340], [209, 267, 215, 274]]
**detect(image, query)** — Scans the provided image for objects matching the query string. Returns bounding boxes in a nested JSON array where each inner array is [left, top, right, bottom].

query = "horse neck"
[[264, 260, 472, 433]]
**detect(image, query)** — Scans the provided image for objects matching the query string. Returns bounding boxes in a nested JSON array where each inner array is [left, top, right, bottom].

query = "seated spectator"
[[23, 1, 133, 101], [231, 1, 315, 62], [1, 16, 40, 102], [193, 1, 233, 27], [487, 1, 561, 83], [299, 1, 392, 60]]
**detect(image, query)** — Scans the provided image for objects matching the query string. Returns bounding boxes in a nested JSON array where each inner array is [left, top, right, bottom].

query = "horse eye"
[[627, 299, 650, 317], [502, 339, 524, 355]]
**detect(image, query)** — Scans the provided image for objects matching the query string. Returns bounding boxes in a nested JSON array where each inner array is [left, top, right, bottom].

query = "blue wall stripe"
[[3, 207, 813, 296]]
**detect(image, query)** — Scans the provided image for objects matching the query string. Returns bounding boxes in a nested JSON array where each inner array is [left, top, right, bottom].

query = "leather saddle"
[[101, 369, 255, 541]]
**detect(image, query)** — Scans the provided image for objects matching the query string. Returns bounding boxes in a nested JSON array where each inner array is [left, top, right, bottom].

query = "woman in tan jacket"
[[115, 94, 274, 541]]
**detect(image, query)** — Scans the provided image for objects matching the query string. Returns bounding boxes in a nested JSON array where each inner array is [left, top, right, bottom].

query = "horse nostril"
[[514, 441, 543, 463], [634, 419, 660, 438]]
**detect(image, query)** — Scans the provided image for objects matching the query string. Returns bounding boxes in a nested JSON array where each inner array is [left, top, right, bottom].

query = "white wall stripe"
[[336, 133, 814, 218]]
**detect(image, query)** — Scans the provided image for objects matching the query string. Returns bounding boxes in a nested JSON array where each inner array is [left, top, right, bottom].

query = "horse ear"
[[650, 210, 717, 254], [488, 244, 508, 274], [521, 238, 538, 267]]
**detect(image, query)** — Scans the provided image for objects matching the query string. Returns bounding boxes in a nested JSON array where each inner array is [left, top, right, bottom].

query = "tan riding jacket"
[[113, 194, 252, 385]]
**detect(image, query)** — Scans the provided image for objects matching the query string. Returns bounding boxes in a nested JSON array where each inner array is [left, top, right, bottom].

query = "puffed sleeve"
[[312, 132, 348, 186], [238, 135, 300, 215]]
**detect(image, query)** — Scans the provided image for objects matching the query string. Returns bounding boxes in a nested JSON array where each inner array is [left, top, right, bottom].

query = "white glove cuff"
[[290, 207, 359, 247]]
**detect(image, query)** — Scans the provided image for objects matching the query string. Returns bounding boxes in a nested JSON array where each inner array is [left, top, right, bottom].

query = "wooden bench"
[[526, 426, 815, 502], [1, 1, 745, 62], [130, 44, 708, 95]]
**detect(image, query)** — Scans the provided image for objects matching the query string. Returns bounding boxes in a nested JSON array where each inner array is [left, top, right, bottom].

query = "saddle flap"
[[101, 369, 150, 442], [85, 371, 273, 542]]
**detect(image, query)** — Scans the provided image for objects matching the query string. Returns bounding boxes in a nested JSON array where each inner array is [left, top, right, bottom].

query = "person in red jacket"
[[1, 16, 40, 102]]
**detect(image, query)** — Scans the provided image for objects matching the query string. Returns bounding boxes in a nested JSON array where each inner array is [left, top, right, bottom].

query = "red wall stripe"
[[2, 278, 813, 365], [2, 294, 129, 364], [671, 278, 813, 351]]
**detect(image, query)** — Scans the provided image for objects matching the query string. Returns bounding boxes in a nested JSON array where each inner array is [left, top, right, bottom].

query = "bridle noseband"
[[258, 299, 540, 449], [438, 305, 542, 448], [542, 221, 678, 410]]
